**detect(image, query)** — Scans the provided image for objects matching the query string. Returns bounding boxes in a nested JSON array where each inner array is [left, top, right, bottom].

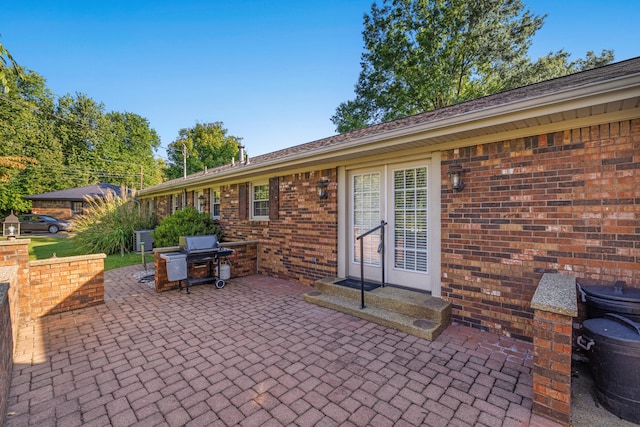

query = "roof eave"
[[139, 71, 640, 196]]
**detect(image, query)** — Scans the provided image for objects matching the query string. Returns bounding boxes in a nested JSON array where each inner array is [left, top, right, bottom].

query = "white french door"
[[347, 158, 440, 293], [351, 169, 385, 281]]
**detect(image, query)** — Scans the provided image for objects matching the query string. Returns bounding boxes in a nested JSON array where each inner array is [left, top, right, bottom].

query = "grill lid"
[[179, 235, 219, 252]]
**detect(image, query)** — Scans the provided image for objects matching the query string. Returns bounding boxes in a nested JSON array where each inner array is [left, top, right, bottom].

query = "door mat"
[[335, 278, 382, 292]]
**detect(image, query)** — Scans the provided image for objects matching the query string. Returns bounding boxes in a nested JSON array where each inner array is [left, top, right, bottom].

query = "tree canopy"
[[332, 0, 614, 133], [0, 40, 245, 213], [0, 47, 164, 213], [0, 38, 22, 94], [165, 122, 242, 180]]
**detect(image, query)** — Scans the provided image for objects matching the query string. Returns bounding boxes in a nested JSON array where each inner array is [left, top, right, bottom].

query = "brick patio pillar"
[[0, 239, 30, 322], [530, 273, 577, 427]]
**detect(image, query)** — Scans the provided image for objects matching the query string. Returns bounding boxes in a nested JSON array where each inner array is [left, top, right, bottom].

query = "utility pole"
[[182, 143, 187, 179], [139, 165, 143, 190]]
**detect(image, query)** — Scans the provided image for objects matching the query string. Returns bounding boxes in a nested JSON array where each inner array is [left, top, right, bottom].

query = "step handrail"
[[356, 220, 387, 308]]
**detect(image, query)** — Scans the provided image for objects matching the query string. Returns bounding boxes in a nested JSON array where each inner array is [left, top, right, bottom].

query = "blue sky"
[[1, 1, 637, 160]]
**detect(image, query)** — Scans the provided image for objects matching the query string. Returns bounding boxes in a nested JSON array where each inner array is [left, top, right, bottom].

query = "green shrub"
[[153, 206, 222, 247], [72, 189, 154, 255]]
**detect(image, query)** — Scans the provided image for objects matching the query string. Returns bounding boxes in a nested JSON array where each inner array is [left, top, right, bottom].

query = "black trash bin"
[[578, 313, 640, 424], [577, 281, 640, 322]]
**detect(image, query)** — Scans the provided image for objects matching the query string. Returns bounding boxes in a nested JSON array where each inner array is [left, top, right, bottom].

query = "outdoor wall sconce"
[[2, 211, 20, 240], [447, 163, 469, 192], [198, 194, 205, 202], [316, 179, 329, 200]]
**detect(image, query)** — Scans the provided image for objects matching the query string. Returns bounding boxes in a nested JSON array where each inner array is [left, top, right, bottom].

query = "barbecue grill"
[[178, 235, 233, 294]]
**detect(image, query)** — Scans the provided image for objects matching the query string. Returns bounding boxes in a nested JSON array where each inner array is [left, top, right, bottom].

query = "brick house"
[[24, 183, 123, 221], [138, 57, 640, 342]]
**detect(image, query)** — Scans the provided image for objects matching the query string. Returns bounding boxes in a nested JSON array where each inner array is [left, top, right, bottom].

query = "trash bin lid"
[[583, 314, 640, 345], [581, 283, 640, 303]]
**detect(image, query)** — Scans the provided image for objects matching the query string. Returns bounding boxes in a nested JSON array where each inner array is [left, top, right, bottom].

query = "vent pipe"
[[238, 145, 245, 164]]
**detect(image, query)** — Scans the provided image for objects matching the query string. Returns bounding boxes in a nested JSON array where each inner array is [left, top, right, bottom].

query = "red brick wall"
[[153, 247, 179, 292], [1, 243, 106, 422], [532, 310, 573, 426], [220, 169, 338, 285], [1, 267, 20, 352], [29, 254, 105, 317], [0, 273, 17, 422], [156, 195, 170, 219], [222, 241, 258, 278], [0, 240, 30, 324], [31, 200, 73, 220], [441, 119, 640, 340]]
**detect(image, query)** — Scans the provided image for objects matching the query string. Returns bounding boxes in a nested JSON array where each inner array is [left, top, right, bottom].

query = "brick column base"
[[530, 273, 577, 427], [532, 310, 573, 426]]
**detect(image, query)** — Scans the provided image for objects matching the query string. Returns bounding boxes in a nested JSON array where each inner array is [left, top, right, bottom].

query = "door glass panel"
[[394, 167, 428, 272], [353, 173, 381, 266]]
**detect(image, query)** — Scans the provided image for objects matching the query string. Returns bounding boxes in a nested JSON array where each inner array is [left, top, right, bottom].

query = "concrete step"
[[303, 278, 451, 341]]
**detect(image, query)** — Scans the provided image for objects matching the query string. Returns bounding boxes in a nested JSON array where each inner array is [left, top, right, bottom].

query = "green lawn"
[[27, 236, 151, 271]]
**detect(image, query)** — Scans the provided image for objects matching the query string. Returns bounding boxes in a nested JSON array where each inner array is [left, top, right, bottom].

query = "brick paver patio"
[[5, 266, 561, 426]]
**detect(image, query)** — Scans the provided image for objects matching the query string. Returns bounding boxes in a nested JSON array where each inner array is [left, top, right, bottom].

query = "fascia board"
[[241, 73, 640, 167]]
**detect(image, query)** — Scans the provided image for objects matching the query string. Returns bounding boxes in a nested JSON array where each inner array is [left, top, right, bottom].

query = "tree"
[[54, 93, 107, 186], [0, 38, 38, 211], [102, 111, 163, 189], [0, 38, 22, 94], [165, 122, 242, 180], [0, 69, 56, 212], [482, 49, 614, 93], [54, 93, 163, 189], [332, 0, 614, 133], [0, 69, 163, 212], [0, 39, 164, 213]]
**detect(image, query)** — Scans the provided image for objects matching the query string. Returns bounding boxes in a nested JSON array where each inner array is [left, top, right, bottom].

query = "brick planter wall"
[[29, 254, 106, 317], [0, 241, 106, 424], [222, 241, 258, 278], [442, 119, 640, 340], [0, 240, 30, 324], [153, 247, 181, 292], [0, 269, 17, 425]]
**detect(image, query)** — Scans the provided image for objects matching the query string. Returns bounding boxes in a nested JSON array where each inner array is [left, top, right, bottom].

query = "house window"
[[195, 191, 204, 213], [251, 183, 269, 220], [171, 193, 179, 213], [210, 188, 221, 220], [72, 201, 83, 216], [147, 199, 155, 218]]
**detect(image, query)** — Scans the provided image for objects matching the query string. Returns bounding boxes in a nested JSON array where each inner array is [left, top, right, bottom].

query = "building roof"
[[24, 183, 124, 201], [140, 56, 640, 196]]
